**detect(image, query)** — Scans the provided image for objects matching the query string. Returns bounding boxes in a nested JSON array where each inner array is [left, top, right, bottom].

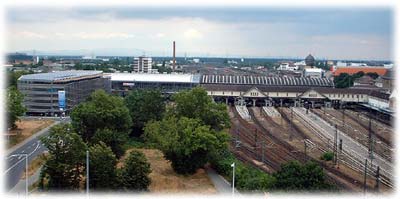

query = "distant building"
[[304, 68, 323, 78], [352, 75, 379, 90], [18, 71, 111, 116], [381, 69, 395, 91], [353, 75, 375, 86], [305, 54, 315, 66], [133, 56, 152, 73], [350, 62, 367, 67], [109, 73, 201, 96], [277, 63, 298, 71], [383, 63, 394, 68], [333, 67, 388, 76], [336, 61, 347, 67]]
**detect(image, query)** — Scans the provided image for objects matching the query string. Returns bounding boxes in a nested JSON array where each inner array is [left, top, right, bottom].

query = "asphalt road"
[[4, 120, 61, 191]]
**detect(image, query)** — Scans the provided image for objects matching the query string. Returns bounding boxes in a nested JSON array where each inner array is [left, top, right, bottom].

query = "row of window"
[[211, 91, 365, 99]]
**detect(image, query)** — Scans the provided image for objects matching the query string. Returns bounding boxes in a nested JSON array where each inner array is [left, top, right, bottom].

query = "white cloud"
[[73, 32, 135, 39], [183, 29, 203, 39], [16, 31, 46, 39], [155, 33, 165, 38]]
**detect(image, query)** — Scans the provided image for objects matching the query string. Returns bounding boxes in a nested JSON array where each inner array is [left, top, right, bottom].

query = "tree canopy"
[[7, 86, 26, 129], [273, 161, 332, 191], [39, 124, 87, 190], [70, 89, 132, 142], [171, 86, 230, 131], [120, 151, 151, 191], [124, 89, 165, 134], [88, 142, 118, 190], [91, 128, 127, 158], [144, 116, 229, 174]]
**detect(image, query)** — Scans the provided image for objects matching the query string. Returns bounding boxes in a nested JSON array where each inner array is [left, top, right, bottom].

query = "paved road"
[[205, 166, 239, 195], [4, 121, 61, 191], [293, 107, 392, 178]]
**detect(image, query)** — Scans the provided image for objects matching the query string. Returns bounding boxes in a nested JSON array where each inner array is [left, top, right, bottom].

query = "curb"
[[7, 121, 60, 156]]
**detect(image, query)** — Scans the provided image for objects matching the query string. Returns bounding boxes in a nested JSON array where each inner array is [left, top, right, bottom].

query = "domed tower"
[[305, 54, 315, 67]]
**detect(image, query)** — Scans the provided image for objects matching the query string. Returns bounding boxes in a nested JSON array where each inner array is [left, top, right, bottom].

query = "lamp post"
[[231, 162, 235, 197], [86, 150, 89, 198], [9, 153, 28, 197]]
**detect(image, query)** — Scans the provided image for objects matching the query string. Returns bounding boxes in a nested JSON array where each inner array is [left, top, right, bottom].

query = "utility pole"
[[231, 162, 235, 197], [86, 150, 89, 198], [304, 140, 307, 163], [261, 142, 265, 163], [289, 107, 293, 141], [254, 128, 258, 148], [334, 124, 338, 165], [338, 139, 342, 168], [364, 159, 368, 194], [342, 108, 345, 128], [375, 166, 380, 192], [368, 113, 374, 161]]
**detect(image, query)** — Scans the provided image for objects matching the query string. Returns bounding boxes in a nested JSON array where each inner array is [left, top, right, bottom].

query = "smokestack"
[[173, 41, 176, 71]]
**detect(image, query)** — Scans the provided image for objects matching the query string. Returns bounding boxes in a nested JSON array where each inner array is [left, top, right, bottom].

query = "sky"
[[5, 7, 393, 60]]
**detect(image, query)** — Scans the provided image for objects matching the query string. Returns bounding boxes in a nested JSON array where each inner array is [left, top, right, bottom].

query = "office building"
[[18, 70, 111, 116], [133, 56, 152, 73]]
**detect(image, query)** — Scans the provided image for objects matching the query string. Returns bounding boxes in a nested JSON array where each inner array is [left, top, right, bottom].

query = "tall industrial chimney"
[[173, 41, 176, 71]]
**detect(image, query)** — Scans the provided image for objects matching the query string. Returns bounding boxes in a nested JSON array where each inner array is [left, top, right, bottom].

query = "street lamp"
[[231, 162, 235, 197], [86, 150, 89, 198], [9, 153, 28, 197]]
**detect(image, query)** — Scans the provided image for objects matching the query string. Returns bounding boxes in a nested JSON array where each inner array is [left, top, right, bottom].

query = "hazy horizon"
[[6, 7, 393, 61]]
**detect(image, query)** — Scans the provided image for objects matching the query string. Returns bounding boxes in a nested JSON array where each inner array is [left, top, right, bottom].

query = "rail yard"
[[228, 104, 394, 192]]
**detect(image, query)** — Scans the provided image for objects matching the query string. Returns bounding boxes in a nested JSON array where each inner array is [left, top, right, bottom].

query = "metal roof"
[[201, 75, 333, 87], [18, 70, 103, 82], [109, 73, 201, 83]]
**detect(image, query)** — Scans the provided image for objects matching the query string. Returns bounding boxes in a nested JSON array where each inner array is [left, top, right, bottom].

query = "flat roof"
[[19, 70, 103, 82], [108, 73, 201, 83]]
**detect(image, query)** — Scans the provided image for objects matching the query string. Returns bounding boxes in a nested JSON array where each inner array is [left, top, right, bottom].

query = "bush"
[[273, 161, 334, 191], [210, 150, 275, 192], [320, 152, 334, 161]]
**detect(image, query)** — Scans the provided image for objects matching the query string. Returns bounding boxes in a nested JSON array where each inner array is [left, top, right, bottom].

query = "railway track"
[[343, 109, 392, 146], [310, 109, 392, 162], [228, 105, 388, 191], [291, 107, 393, 189], [253, 107, 376, 191]]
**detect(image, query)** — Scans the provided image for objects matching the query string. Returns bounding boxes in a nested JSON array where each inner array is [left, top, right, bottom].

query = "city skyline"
[[6, 7, 393, 60]]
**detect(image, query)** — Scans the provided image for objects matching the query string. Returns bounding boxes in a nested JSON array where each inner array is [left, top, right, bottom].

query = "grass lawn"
[[6, 119, 54, 149], [119, 148, 217, 194]]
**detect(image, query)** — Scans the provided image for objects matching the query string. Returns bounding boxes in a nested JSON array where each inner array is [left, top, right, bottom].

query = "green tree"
[[7, 70, 33, 87], [91, 128, 128, 158], [39, 124, 87, 190], [124, 89, 165, 134], [144, 116, 229, 174], [320, 152, 334, 161], [273, 161, 332, 191], [7, 87, 26, 129], [88, 142, 118, 190], [172, 86, 230, 131], [334, 73, 353, 88], [366, 72, 379, 79], [70, 89, 132, 142], [120, 151, 151, 191]]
